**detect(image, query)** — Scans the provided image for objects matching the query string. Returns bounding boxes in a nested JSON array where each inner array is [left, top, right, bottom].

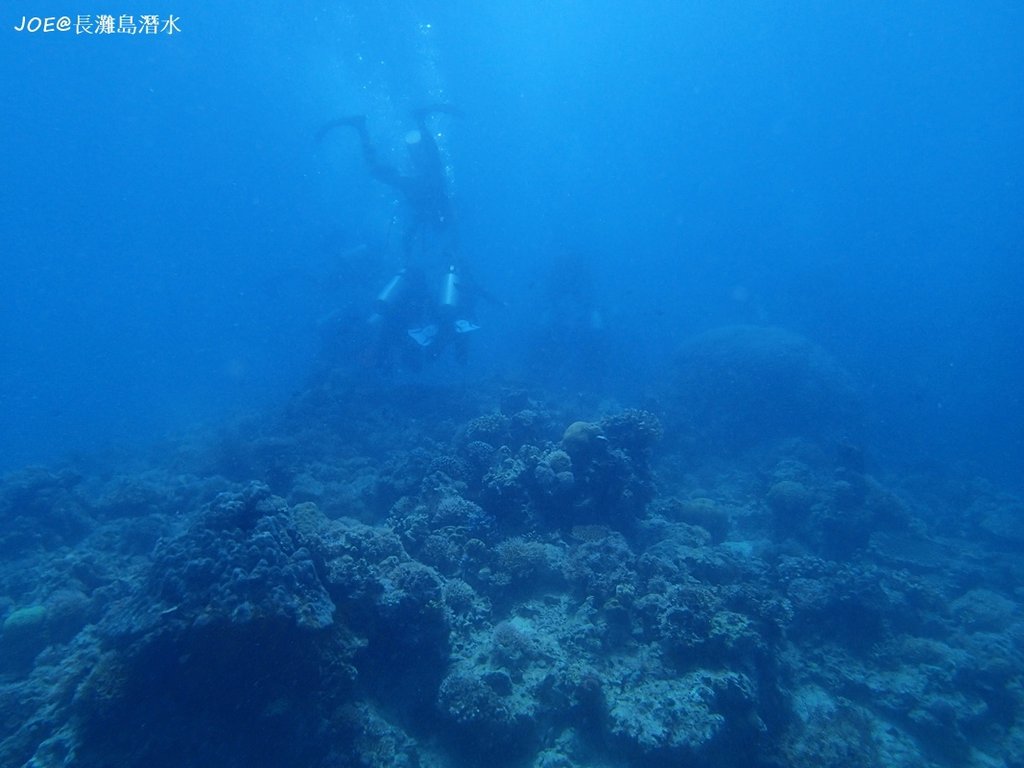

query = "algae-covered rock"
[[767, 480, 815, 521], [560, 421, 606, 459], [606, 671, 761, 761], [599, 409, 663, 456], [977, 498, 1024, 544], [1, 604, 50, 671], [671, 497, 731, 543], [3, 605, 47, 633]]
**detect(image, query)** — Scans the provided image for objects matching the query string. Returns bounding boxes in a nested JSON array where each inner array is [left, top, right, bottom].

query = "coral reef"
[[0, 371, 1021, 768]]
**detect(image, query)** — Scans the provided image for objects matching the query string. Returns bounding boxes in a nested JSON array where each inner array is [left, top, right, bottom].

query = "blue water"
[[2, 1, 1021, 480], [3, 6, 1024, 767]]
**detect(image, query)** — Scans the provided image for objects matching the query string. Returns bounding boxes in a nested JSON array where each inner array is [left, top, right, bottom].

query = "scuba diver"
[[317, 105, 479, 369]]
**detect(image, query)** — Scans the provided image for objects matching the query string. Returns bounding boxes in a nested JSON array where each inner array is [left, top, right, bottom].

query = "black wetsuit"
[[350, 112, 457, 264], [319, 108, 471, 367]]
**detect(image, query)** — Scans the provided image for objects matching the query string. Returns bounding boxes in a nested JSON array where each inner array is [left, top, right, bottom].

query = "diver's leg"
[[352, 124, 409, 190], [439, 217, 459, 264], [408, 107, 456, 180]]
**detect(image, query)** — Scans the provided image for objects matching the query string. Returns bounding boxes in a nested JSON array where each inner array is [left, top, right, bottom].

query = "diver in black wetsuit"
[[319, 106, 459, 260], [318, 105, 478, 368]]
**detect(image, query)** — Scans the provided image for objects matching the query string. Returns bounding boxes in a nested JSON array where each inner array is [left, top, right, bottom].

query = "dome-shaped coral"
[[665, 325, 863, 454], [561, 421, 606, 459]]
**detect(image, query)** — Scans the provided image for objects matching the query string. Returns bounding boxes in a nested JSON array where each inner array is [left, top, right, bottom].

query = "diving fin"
[[408, 325, 438, 347]]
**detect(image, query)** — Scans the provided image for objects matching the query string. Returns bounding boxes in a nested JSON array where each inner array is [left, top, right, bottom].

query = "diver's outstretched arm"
[[315, 115, 365, 143], [317, 114, 406, 191], [410, 104, 463, 145]]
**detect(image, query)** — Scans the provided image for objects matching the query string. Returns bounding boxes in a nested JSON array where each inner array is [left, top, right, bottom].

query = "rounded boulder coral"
[[665, 325, 863, 454], [561, 421, 607, 460]]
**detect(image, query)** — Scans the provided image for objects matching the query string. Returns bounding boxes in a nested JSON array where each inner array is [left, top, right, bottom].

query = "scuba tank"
[[368, 269, 405, 324], [376, 269, 406, 308], [440, 265, 480, 334], [441, 264, 459, 310]]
